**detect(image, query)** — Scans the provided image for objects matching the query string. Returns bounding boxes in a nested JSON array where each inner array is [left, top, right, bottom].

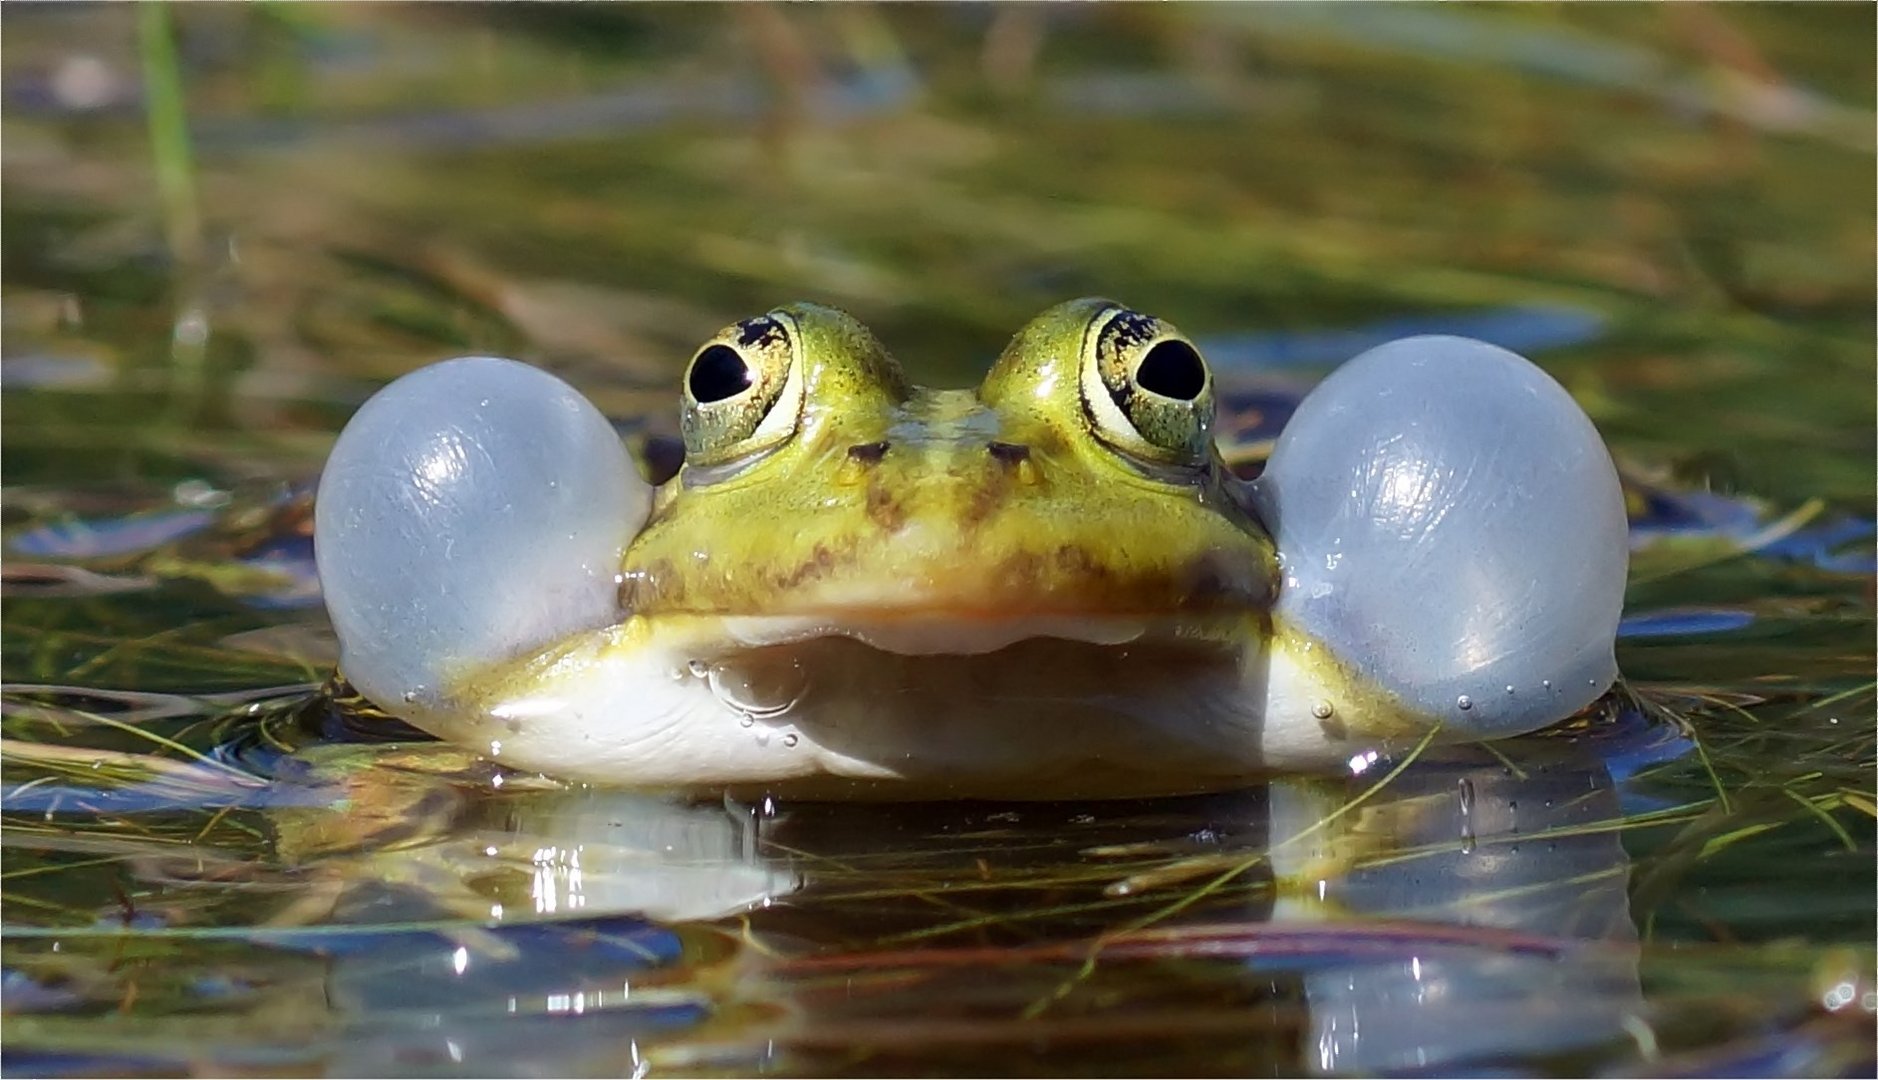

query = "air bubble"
[[686, 659, 711, 679], [1311, 701, 1335, 719], [1456, 695, 1474, 711], [782, 733, 799, 748], [705, 655, 808, 720]]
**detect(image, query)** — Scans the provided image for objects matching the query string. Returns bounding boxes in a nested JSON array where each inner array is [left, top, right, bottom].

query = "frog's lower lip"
[[707, 612, 1234, 657]]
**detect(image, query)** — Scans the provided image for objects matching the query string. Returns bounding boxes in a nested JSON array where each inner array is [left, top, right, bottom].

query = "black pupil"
[[1135, 340, 1206, 401], [688, 344, 753, 404]]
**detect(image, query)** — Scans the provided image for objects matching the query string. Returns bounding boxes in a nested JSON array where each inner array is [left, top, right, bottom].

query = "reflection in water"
[[314, 921, 716, 1079], [713, 739, 1639, 1075], [294, 735, 1635, 1075], [498, 790, 801, 923], [3, 731, 1642, 1074], [1266, 745, 1640, 1073]]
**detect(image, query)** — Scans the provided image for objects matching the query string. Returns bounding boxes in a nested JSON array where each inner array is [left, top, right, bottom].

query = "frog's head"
[[619, 299, 1275, 655]]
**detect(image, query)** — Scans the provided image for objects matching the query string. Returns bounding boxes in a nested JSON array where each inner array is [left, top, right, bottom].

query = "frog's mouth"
[[654, 610, 1256, 658]]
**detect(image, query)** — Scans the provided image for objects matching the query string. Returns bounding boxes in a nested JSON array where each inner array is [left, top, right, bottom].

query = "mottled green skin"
[[620, 299, 1277, 622]]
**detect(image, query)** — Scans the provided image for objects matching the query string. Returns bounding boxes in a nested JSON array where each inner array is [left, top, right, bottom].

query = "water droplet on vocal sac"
[[686, 659, 711, 679], [1457, 777, 1476, 854], [1456, 694, 1473, 711], [782, 733, 799, 748], [705, 655, 808, 720], [488, 740, 503, 757], [1311, 700, 1335, 720], [738, 717, 754, 729]]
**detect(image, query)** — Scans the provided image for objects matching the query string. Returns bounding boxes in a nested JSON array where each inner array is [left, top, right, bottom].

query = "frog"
[[313, 299, 1630, 799]]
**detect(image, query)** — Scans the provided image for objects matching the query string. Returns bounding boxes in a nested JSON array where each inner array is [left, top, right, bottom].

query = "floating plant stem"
[[1777, 787, 1858, 852]]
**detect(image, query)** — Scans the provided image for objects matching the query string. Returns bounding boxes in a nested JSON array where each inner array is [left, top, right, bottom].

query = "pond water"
[[3, 6, 1873, 1076]]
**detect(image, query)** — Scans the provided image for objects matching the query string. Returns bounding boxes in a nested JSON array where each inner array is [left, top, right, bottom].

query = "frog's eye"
[[1079, 307, 1216, 467], [681, 312, 806, 465]]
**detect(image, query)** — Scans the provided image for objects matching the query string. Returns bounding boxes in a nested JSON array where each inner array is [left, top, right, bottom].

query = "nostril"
[[847, 441, 890, 464], [987, 441, 1030, 465]]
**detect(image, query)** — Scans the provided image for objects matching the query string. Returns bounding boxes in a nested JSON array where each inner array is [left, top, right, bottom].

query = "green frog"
[[314, 299, 1630, 798]]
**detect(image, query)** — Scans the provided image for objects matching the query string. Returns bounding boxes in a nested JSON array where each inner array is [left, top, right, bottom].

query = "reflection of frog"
[[1263, 742, 1641, 1074], [281, 738, 1640, 1076], [315, 300, 1629, 797]]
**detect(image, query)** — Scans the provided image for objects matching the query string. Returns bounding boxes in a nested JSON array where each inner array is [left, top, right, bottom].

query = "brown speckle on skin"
[[779, 542, 840, 591], [865, 484, 907, 531], [994, 549, 1046, 595], [619, 559, 681, 610], [1053, 544, 1105, 579], [961, 473, 1008, 531], [1178, 550, 1276, 608]]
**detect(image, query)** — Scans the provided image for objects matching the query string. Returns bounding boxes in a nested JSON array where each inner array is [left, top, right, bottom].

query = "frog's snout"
[[833, 435, 1047, 527], [838, 438, 1037, 469]]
